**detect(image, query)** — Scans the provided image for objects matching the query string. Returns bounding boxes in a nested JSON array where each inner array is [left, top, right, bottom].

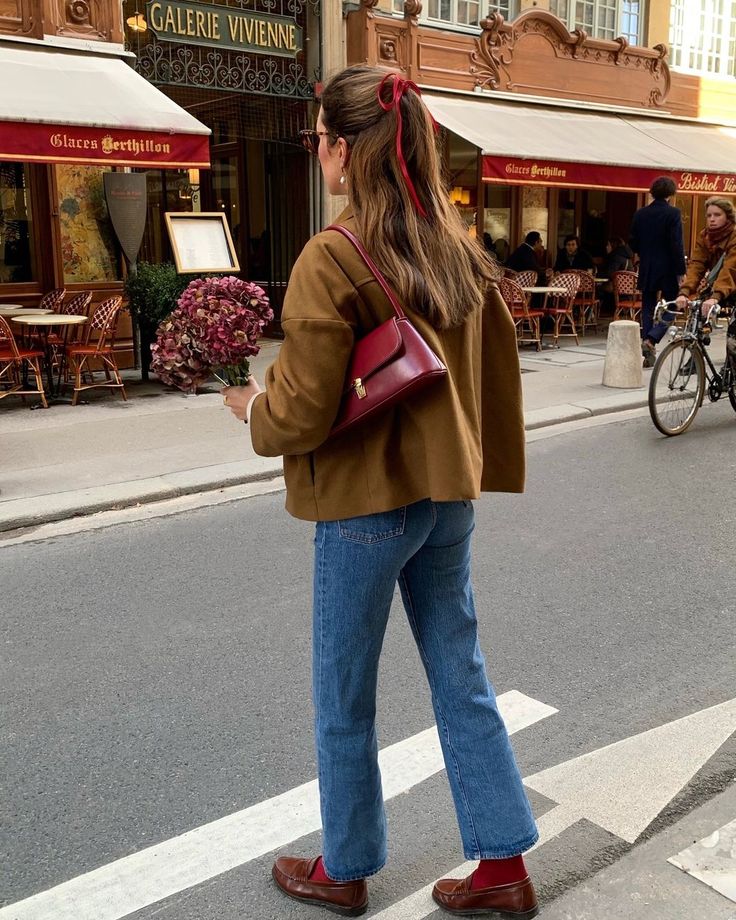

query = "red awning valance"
[[0, 45, 210, 170], [483, 157, 736, 195], [0, 122, 210, 170]]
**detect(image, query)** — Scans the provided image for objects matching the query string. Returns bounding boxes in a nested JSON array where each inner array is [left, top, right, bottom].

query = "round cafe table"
[[11, 313, 88, 399], [0, 305, 53, 318]]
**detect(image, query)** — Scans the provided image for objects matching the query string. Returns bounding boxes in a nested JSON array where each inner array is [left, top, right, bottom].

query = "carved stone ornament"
[[379, 38, 398, 62], [404, 0, 422, 21], [469, 8, 671, 107], [66, 0, 89, 24], [360, 0, 379, 17], [471, 11, 513, 90]]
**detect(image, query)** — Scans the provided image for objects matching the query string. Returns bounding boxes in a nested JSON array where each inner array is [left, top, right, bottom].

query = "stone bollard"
[[602, 320, 643, 388]]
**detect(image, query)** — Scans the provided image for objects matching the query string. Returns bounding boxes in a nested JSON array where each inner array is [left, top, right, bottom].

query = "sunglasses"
[[299, 128, 334, 156]]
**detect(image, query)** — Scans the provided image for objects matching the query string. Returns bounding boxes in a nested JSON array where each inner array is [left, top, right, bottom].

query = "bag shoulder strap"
[[705, 252, 726, 289], [326, 224, 406, 319]]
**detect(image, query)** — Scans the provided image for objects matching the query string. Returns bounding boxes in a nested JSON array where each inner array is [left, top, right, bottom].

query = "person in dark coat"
[[604, 236, 634, 274], [629, 176, 687, 366], [506, 231, 545, 283], [553, 235, 595, 272]]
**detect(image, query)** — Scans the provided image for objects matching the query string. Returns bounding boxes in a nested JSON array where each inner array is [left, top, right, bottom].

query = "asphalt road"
[[2, 408, 735, 919]]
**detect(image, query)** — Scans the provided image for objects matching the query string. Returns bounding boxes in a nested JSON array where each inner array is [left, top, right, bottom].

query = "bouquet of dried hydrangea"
[[150, 276, 272, 392]]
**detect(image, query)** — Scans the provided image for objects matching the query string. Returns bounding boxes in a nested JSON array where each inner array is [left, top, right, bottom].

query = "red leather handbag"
[[327, 225, 447, 439]]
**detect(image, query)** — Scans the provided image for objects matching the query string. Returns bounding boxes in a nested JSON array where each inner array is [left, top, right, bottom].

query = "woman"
[[604, 236, 633, 275], [223, 65, 539, 919], [676, 197, 736, 319]]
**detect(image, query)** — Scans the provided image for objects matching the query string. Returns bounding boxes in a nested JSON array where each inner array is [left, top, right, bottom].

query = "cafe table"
[[11, 313, 88, 399], [0, 305, 53, 319], [521, 285, 566, 308]]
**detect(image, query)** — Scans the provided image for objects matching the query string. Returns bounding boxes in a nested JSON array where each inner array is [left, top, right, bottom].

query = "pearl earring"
[[339, 174, 346, 186]]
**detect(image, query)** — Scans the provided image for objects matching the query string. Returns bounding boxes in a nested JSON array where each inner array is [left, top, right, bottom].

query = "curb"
[[0, 395, 650, 534]]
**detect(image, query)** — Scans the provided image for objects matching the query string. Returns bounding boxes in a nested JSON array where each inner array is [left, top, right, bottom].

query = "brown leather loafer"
[[432, 872, 538, 917], [272, 855, 368, 917]]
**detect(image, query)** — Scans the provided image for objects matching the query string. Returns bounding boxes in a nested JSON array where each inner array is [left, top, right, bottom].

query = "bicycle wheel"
[[649, 340, 705, 436]]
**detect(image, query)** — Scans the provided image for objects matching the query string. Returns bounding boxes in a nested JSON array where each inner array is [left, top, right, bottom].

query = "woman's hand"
[[222, 377, 262, 422], [701, 297, 719, 318], [675, 294, 689, 311]]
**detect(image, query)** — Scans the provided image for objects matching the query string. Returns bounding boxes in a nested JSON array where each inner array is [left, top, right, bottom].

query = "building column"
[[321, 4, 348, 225]]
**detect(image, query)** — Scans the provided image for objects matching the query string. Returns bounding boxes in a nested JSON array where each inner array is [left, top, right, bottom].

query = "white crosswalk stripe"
[[0, 690, 557, 920]]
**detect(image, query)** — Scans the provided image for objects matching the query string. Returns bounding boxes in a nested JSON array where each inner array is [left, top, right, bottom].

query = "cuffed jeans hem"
[[463, 831, 540, 861], [322, 858, 386, 883]]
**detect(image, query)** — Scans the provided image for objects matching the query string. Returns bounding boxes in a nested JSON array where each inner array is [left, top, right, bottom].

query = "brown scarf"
[[701, 220, 735, 253]]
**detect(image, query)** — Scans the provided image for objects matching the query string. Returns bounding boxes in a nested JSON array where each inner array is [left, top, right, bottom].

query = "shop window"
[[57, 166, 120, 284], [521, 186, 549, 249], [0, 162, 36, 283], [484, 185, 511, 262], [548, 0, 642, 44], [395, 0, 517, 26], [669, 0, 736, 76]]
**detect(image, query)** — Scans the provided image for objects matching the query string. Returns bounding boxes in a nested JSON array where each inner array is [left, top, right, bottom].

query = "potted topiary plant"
[[124, 262, 189, 379]]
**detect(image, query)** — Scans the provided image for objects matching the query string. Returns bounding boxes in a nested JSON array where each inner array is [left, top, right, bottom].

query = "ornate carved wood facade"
[[346, 5, 736, 123], [0, 0, 43, 38], [42, 0, 123, 43]]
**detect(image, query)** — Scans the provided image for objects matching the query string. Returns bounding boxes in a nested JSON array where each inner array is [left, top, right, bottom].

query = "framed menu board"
[[164, 212, 240, 273]]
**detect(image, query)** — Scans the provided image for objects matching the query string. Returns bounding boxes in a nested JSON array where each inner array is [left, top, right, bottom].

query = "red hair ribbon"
[[377, 72, 438, 219]]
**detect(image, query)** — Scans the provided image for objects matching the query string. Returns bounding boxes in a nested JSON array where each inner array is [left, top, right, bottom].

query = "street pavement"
[[2, 327, 729, 535], [0, 328, 736, 920]]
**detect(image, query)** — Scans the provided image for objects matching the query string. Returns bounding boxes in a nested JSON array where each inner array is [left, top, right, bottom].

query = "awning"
[[0, 45, 210, 169], [424, 94, 736, 195]]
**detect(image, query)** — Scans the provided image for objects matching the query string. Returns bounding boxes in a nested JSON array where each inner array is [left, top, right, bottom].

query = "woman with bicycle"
[[676, 197, 736, 329], [649, 197, 736, 436]]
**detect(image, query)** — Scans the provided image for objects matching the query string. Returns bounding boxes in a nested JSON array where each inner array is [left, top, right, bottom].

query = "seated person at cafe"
[[506, 231, 545, 283], [554, 235, 595, 273]]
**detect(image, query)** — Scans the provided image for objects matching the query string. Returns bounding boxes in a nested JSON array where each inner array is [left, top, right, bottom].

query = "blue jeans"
[[641, 283, 678, 344], [312, 499, 538, 881]]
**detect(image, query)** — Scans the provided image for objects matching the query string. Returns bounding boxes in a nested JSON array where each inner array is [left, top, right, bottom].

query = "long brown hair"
[[320, 65, 493, 330]]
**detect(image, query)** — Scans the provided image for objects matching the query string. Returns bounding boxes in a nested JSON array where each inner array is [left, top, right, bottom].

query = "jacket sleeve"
[[712, 236, 736, 303], [669, 210, 687, 276], [680, 238, 709, 296], [629, 212, 640, 255], [249, 236, 358, 457]]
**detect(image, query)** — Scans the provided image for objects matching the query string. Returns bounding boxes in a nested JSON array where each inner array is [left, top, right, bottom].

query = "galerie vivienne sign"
[[146, 0, 303, 57]]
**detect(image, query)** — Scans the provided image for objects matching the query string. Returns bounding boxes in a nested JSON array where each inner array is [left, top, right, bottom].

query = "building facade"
[[0, 0, 209, 362], [341, 0, 736, 270], [124, 0, 322, 325]]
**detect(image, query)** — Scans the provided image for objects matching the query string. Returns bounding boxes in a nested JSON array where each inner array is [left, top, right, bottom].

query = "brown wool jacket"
[[250, 209, 525, 522], [680, 227, 736, 303]]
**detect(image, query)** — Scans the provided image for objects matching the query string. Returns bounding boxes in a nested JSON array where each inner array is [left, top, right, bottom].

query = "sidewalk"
[[0, 330, 723, 533]]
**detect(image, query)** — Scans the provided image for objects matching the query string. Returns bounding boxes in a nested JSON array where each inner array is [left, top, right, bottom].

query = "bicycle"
[[648, 298, 736, 436]]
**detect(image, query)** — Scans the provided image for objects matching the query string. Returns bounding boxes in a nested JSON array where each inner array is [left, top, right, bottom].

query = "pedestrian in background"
[[223, 64, 539, 918], [629, 176, 686, 367]]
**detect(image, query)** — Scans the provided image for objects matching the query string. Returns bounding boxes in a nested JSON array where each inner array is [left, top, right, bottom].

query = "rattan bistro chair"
[[612, 270, 642, 322], [0, 315, 47, 408], [567, 270, 600, 334], [548, 272, 581, 346], [65, 296, 127, 405], [38, 287, 66, 312], [499, 276, 545, 350]]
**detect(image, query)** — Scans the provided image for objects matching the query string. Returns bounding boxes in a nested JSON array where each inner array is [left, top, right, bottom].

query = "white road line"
[[370, 805, 576, 920], [1, 691, 556, 920]]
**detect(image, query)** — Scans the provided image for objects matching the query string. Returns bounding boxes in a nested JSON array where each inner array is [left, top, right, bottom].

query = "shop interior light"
[[126, 8, 147, 32]]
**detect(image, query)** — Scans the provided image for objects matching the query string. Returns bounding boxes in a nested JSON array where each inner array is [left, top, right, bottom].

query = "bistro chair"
[[565, 270, 600, 334], [65, 296, 127, 405], [548, 272, 581, 346], [515, 270, 538, 292], [37, 288, 66, 312], [612, 270, 642, 322], [499, 277, 544, 350], [0, 315, 48, 409], [47, 291, 94, 372]]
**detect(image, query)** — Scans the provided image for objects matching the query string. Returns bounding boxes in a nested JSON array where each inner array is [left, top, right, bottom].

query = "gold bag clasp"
[[353, 377, 366, 399]]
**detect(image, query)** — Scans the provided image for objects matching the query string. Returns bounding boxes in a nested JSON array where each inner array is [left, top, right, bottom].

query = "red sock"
[[309, 856, 332, 883], [470, 855, 527, 890]]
